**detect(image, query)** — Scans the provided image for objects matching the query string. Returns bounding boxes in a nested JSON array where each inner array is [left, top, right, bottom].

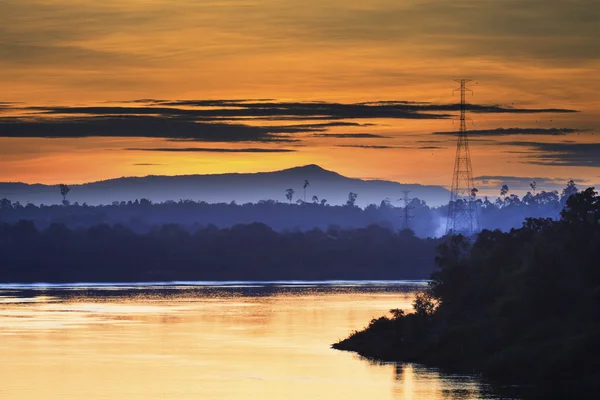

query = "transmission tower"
[[446, 79, 480, 236], [399, 190, 414, 231]]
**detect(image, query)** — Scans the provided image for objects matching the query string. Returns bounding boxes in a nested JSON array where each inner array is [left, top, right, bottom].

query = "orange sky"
[[1, 0, 599, 195]]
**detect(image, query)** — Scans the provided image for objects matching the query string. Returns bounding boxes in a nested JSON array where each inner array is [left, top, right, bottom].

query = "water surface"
[[0, 282, 521, 399]]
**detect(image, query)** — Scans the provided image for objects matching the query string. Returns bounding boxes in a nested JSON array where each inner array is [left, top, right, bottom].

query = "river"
[[0, 282, 523, 399]]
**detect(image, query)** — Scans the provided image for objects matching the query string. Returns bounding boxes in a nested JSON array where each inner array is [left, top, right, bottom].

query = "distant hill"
[[0, 165, 450, 207]]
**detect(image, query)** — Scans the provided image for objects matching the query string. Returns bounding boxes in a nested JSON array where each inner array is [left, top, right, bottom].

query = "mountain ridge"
[[0, 164, 450, 207]]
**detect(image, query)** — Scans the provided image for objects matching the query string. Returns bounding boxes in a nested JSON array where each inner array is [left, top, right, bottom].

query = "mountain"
[[0, 165, 450, 207]]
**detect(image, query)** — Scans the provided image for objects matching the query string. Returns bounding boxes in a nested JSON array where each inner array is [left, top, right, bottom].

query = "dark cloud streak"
[[127, 147, 296, 153], [0, 100, 580, 145], [21, 100, 576, 121], [0, 116, 296, 143], [335, 145, 406, 149], [313, 133, 389, 138], [510, 142, 600, 167], [433, 127, 583, 136]]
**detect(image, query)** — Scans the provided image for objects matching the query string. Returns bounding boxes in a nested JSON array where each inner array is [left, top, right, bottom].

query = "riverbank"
[[0, 221, 440, 282], [333, 309, 600, 397], [333, 188, 600, 397]]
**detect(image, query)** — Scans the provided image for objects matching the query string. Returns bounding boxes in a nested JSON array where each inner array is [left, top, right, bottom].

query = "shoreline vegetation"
[[333, 188, 600, 397], [0, 222, 440, 283]]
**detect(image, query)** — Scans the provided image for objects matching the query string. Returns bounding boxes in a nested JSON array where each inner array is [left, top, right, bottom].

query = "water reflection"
[[0, 284, 522, 400], [394, 364, 494, 400]]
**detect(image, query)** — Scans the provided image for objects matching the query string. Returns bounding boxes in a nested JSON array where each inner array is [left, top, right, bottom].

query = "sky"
[[1, 0, 599, 196]]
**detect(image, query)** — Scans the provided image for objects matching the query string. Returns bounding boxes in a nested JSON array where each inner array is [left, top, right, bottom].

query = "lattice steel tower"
[[446, 79, 480, 236], [400, 190, 413, 231]]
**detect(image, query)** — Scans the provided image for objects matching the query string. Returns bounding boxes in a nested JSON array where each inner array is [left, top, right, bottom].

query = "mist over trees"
[[0, 180, 581, 238]]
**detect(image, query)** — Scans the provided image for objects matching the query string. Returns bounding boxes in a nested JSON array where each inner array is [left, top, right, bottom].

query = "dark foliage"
[[0, 222, 441, 283], [334, 188, 600, 395], [0, 197, 441, 237]]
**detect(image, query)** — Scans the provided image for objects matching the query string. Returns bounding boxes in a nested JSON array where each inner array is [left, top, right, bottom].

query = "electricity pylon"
[[399, 190, 413, 231], [446, 79, 480, 236]]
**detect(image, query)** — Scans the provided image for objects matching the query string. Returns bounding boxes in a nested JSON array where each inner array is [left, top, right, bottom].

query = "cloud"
[[433, 127, 583, 136], [3, 1, 597, 72], [21, 100, 576, 121], [126, 147, 295, 153], [312, 133, 389, 138], [336, 143, 444, 150], [271, 122, 373, 133], [1, 0, 598, 120], [0, 100, 578, 144], [0, 116, 296, 143], [23, 102, 449, 120], [508, 142, 600, 167], [335, 145, 405, 149], [133, 163, 163, 166], [0, 100, 579, 146]]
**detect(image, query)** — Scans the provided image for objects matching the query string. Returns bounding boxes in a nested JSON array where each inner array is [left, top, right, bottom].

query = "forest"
[[0, 180, 579, 238], [333, 187, 600, 396], [0, 222, 441, 283]]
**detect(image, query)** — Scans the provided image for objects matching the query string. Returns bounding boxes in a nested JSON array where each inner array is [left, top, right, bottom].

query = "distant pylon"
[[399, 190, 413, 231], [446, 79, 480, 236]]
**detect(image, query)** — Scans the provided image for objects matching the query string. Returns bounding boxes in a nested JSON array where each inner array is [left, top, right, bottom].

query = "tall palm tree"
[[285, 188, 295, 204], [303, 180, 310, 202], [59, 184, 71, 205]]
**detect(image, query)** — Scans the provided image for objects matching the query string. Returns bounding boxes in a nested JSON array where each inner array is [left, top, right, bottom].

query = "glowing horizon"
[[1, 0, 599, 194]]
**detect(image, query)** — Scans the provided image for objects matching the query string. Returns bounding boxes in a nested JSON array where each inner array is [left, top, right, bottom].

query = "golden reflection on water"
[[0, 285, 504, 400]]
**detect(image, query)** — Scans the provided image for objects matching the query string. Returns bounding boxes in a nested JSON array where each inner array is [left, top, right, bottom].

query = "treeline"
[[0, 180, 578, 238], [334, 187, 600, 396], [474, 181, 575, 232], [0, 198, 439, 237], [0, 222, 441, 283]]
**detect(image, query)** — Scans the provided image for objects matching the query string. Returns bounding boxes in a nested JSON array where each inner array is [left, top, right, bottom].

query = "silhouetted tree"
[[285, 188, 294, 204], [561, 187, 599, 224], [0, 198, 11, 209], [312, 195, 319, 204], [530, 181, 537, 194], [59, 184, 71, 206], [335, 188, 600, 394], [500, 184, 509, 198], [413, 290, 438, 317], [303, 180, 310, 202], [561, 179, 578, 204], [482, 196, 493, 208], [320, 198, 328, 206], [346, 192, 358, 207]]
